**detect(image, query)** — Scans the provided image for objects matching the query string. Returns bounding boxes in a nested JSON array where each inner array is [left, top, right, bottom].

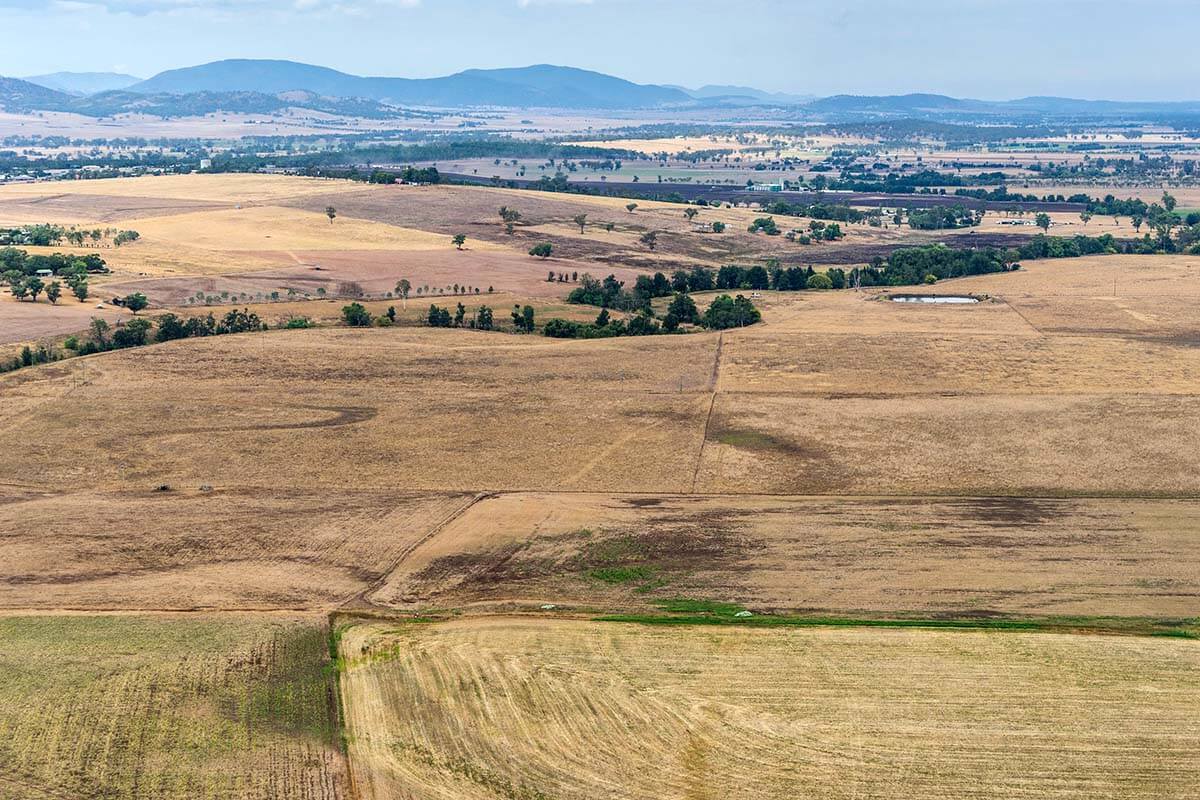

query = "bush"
[[342, 302, 372, 327], [281, 316, 313, 329], [703, 294, 761, 329]]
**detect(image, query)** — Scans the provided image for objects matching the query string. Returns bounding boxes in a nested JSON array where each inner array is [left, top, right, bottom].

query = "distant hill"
[[680, 84, 814, 105], [0, 77, 74, 112], [130, 60, 689, 109], [24, 72, 141, 96]]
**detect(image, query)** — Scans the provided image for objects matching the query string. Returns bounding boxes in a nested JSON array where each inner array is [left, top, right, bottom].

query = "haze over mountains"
[[2, 59, 1199, 120]]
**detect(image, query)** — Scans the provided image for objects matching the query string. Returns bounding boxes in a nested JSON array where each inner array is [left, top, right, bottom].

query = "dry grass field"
[[370, 491, 1200, 619], [0, 613, 347, 800], [339, 618, 1200, 800], [3, 173, 1199, 799]]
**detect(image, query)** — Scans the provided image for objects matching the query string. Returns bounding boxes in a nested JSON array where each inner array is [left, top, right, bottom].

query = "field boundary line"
[[689, 332, 723, 494], [350, 491, 492, 608]]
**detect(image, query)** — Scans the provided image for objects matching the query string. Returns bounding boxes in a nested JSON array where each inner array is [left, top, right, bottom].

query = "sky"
[[2, 0, 1196, 100]]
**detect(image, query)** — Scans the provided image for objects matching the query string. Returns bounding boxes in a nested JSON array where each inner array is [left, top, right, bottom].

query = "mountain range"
[[128, 60, 688, 109], [2, 60, 1199, 120]]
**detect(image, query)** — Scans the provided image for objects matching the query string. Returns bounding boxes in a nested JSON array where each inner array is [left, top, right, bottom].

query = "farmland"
[[1, 170, 1198, 799]]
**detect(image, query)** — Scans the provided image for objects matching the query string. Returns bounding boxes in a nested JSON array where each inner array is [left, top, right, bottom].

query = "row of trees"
[[0, 248, 107, 277], [543, 292, 760, 339]]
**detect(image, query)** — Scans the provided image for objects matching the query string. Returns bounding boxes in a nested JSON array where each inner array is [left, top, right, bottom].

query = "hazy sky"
[[2, 0, 1195, 100]]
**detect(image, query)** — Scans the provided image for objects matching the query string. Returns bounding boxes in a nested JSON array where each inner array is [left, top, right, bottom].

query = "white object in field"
[[540, 604, 557, 610], [734, 610, 753, 617]]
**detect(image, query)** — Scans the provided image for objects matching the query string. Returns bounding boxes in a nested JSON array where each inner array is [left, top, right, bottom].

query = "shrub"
[[342, 302, 372, 327]]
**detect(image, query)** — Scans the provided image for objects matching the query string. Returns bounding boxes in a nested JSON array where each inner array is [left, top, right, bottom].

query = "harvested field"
[[339, 617, 1200, 800], [0, 613, 347, 800], [0, 488, 470, 610], [369, 491, 1200, 618]]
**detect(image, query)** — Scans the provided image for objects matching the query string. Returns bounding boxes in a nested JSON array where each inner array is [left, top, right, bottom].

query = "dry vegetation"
[[339, 618, 1200, 800], [369, 491, 1200, 619], [0, 613, 347, 800], [2, 173, 1199, 799]]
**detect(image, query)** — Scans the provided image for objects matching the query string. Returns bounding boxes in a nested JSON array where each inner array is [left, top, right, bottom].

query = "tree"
[[454, 303, 466, 327], [45, 281, 61, 304], [511, 304, 535, 332], [667, 292, 699, 324], [89, 317, 110, 345], [395, 279, 411, 308], [1132, 214, 1144, 232], [25, 276, 44, 302], [625, 203, 638, 213], [325, 206, 337, 225], [10, 280, 28, 301], [640, 231, 658, 251], [711, 221, 726, 233], [573, 213, 588, 233], [475, 305, 494, 330], [499, 206, 522, 232], [452, 234, 467, 250], [70, 278, 89, 303], [684, 208, 699, 222], [806, 273, 834, 290], [122, 292, 149, 314], [595, 308, 610, 327], [703, 294, 761, 329], [426, 304, 452, 327], [529, 242, 554, 259], [1163, 192, 1177, 212], [342, 302, 372, 327], [1080, 210, 1093, 226], [604, 222, 615, 233], [1035, 213, 1051, 233]]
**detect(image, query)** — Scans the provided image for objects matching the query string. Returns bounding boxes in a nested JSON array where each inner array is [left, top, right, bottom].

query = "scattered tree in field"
[[1163, 192, 1177, 212], [684, 207, 699, 222], [475, 305, 494, 330], [452, 234, 467, 250], [385, 305, 396, 322], [70, 278, 89, 303], [122, 292, 149, 314], [639, 231, 658, 251], [573, 213, 588, 233], [604, 222, 615, 233], [499, 206, 522, 235], [1035, 213, 1051, 233], [1079, 210, 1093, 226], [595, 308, 610, 327], [711, 221, 726, 233], [529, 242, 554, 259], [625, 203, 638, 213], [454, 303, 466, 327], [395, 279, 411, 307], [45, 281, 61, 304], [342, 302, 372, 327], [25, 276, 44, 302], [325, 206, 337, 224], [1132, 214, 1144, 232], [426, 304, 452, 327], [10, 280, 28, 300]]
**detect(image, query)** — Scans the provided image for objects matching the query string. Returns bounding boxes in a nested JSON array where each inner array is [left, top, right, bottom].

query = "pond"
[[890, 295, 980, 304]]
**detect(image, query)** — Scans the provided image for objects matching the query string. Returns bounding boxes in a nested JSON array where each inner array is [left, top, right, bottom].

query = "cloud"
[[517, 0, 594, 7]]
